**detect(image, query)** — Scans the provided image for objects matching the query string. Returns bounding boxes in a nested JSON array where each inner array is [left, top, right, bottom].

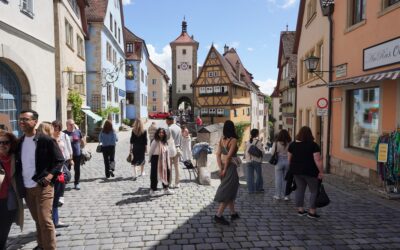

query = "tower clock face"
[[180, 62, 189, 70]]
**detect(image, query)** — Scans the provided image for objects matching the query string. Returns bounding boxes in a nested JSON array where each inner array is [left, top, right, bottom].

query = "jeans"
[[72, 155, 82, 185], [246, 161, 263, 193], [294, 175, 319, 209], [102, 145, 115, 177], [151, 155, 170, 191], [275, 157, 289, 197], [25, 185, 56, 250], [52, 181, 65, 226], [0, 199, 17, 250]]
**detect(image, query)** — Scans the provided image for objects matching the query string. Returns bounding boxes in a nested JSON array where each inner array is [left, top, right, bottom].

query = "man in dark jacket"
[[15, 109, 64, 250]]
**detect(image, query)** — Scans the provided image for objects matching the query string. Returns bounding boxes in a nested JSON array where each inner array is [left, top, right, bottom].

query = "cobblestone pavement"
[[7, 129, 400, 250]]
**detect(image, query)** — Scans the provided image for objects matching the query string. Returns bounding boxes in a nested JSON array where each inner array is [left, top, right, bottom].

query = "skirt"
[[214, 162, 240, 203], [131, 144, 145, 166]]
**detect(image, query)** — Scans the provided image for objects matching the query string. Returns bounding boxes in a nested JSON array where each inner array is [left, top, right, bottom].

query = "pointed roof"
[[275, 31, 297, 92], [149, 59, 170, 82], [124, 26, 149, 61], [224, 48, 254, 86], [86, 0, 108, 22], [170, 19, 198, 45]]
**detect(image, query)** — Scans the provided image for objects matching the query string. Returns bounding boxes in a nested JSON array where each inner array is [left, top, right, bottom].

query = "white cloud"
[[122, 0, 133, 5], [247, 47, 254, 52], [267, 0, 298, 9], [281, 0, 297, 8], [228, 41, 240, 49], [254, 79, 277, 95], [147, 44, 172, 78]]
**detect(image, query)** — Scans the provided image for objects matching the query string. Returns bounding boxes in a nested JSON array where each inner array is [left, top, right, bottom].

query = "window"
[[221, 86, 228, 93], [126, 43, 133, 53], [349, 87, 380, 151], [183, 49, 186, 55], [306, 0, 317, 22], [107, 85, 112, 102], [91, 94, 101, 111], [152, 79, 157, 85], [114, 21, 117, 37], [217, 109, 224, 115], [106, 42, 112, 62], [77, 36, 84, 59], [152, 91, 156, 97], [141, 69, 144, 83], [112, 50, 117, 65], [152, 106, 157, 111], [247, 108, 250, 116], [67, 0, 80, 18], [118, 28, 121, 43], [349, 0, 366, 26], [206, 87, 213, 94], [65, 20, 73, 49], [234, 109, 237, 117], [318, 43, 324, 72], [209, 108, 216, 115], [152, 98, 156, 102], [384, 0, 400, 8], [110, 13, 113, 32], [199, 87, 206, 94], [214, 86, 221, 93], [126, 93, 134, 104], [21, 0, 34, 17], [114, 87, 118, 102], [201, 108, 208, 115]]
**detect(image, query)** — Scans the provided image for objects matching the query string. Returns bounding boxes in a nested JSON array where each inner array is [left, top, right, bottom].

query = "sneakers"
[[163, 189, 175, 195], [55, 222, 69, 228], [141, 171, 146, 177], [74, 184, 81, 190], [149, 190, 156, 197], [110, 171, 115, 177], [231, 213, 240, 221], [214, 215, 230, 225], [284, 196, 290, 201], [59, 197, 65, 205], [298, 210, 308, 216], [307, 213, 320, 219], [273, 195, 281, 200], [175, 183, 180, 188]]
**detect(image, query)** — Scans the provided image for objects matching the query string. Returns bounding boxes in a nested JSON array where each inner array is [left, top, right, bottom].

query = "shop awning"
[[81, 108, 102, 122], [329, 68, 400, 87]]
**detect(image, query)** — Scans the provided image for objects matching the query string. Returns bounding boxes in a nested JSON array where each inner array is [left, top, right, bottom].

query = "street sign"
[[317, 97, 328, 109], [317, 108, 328, 116]]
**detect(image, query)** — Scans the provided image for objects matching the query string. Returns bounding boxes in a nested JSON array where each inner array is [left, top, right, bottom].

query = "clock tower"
[[170, 18, 199, 111]]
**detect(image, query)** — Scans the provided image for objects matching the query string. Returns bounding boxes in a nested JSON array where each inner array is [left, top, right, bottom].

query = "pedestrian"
[[195, 115, 203, 126], [130, 119, 147, 180], [288, 126, 323, 219], [147, 122, 157, 143], [166, 116, 182, 188], [180, 124, 192, 162], [51, 120, 73, 228], [271, 129, 292, 200], [63, 119, 84, 190], [244, 128, 264, 194], [0, 130, 24, 250], [99, 120, 118, 178], [15, 110, 65, 250], [148, 128, 174, 196], [213, 120, 240, 225]]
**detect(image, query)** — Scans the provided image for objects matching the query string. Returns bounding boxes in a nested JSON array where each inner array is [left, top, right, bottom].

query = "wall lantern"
[[304, 55, 333, 88]]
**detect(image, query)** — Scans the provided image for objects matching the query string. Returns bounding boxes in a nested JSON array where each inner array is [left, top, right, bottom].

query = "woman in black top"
[[130, 119, 147, 181], [288, 126, 323, 219]]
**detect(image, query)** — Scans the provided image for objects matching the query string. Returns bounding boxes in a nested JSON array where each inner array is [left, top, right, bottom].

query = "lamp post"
[[304, 56, 332, 87]]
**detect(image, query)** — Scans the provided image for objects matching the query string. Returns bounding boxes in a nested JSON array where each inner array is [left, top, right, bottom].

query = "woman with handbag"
[[148, 128, 174, 196], [99, 120, 118, 179], [51, 121, 73, 228], [288, 126, 323, 219], [213, 120, 240, 225], [244, 129, 264, 194], [130, 119, 147, 180], [270, 129, 292, 200], [0, 129, 24, 250]]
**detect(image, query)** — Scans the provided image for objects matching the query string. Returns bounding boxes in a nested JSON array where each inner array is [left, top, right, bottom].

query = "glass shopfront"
[[348, 87, 380, 151]]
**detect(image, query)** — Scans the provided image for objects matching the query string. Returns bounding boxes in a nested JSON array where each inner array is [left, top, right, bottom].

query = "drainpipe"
[[326, 11, 333, 173]]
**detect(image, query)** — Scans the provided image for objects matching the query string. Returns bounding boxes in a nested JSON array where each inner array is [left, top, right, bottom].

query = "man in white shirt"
[[15, 109, 64, 250], [166, 116, 182, 188]]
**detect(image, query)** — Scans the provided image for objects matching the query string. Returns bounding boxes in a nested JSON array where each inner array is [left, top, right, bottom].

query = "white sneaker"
[[273, 195, 281, 200], [142, 171, 146, 177], [149, 190, 156, 196], [164, 189, 175, 195], [59, 197, 65, 205], [284, 196, 290, 201], [175, 183, 180, 188]]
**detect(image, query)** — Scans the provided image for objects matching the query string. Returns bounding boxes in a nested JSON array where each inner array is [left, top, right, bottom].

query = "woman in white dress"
[[180, 125, 192, 163]]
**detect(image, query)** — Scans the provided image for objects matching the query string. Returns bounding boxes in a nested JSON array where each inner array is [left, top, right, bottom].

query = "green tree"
[[67, 91, 84, 125]]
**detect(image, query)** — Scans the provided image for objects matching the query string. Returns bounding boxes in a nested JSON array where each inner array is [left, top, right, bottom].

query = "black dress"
[[130, 131, 147, 166]]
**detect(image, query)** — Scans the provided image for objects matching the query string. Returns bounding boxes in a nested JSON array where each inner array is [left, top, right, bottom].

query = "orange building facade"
[[329, 0, 400, 184]]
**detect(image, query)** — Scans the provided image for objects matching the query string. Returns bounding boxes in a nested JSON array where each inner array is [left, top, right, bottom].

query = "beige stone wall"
[[147, 61, 169, 113]]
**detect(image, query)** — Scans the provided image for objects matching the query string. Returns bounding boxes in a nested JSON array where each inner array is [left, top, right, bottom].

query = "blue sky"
[[122, 0, 300, 95]]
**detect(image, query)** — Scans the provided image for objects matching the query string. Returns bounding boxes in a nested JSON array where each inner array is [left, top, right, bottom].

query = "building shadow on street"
[[6, 231, 36, 250]]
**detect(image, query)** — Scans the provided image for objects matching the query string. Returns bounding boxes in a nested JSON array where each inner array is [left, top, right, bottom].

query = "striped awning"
[[329, 68, 400, 87]]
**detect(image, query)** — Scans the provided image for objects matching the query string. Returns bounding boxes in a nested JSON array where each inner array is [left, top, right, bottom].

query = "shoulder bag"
[[268, 142, 278, 165], [248, 140, 263, 158]]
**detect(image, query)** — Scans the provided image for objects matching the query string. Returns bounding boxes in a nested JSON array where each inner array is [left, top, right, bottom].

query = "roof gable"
[[124, 26, 149, 60]]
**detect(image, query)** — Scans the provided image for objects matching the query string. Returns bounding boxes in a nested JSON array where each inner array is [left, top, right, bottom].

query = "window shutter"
[[224, 109, 229, 117]]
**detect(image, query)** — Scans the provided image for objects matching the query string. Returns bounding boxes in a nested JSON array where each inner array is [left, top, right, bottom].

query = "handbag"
[[315, 180, 330, 208], [96, 143, 102, 153], [268, 142, 278, 165], [248, 140, 263, 158], [126, 153, 133, 163], [62, 163, 72, 184]]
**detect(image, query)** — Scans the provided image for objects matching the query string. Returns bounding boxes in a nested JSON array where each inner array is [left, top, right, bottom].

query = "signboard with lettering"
[[317, 108, 328, 116], [335, 64, 347, 78], [363, 37, 400, 71]]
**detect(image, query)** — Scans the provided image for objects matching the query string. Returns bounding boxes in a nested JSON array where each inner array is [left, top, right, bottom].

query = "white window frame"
[[206, 87, 213, 94], [221, 86, 228, 93], [65, 20, 74, 49], [199, 87, 206, 94], [208, 71, 215, 77], [209, 108, 216, 114], [77, 35, 84, 59], [201, 108, 208, 115], [214, 86, 221, 93], [217, 109, 224, 115], [21, 0, 34, 17]]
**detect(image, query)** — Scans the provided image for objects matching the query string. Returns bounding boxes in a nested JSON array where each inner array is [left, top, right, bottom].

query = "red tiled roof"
[[224, 48, 254, 86], [171, 32, 198, 44], [86, 0, 108, 22]]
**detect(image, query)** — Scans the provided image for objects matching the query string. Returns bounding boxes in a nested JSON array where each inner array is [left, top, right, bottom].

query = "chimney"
[[235, 60, 241, 81], [224, 44, 229, 54]]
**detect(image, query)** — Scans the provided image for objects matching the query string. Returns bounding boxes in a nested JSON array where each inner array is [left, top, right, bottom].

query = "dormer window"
[[126, 43, 133, 53]]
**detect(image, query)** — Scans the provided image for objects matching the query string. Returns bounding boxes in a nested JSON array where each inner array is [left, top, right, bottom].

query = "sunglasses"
[[0, 141, 11, 145], [19, 118, 34, 122]]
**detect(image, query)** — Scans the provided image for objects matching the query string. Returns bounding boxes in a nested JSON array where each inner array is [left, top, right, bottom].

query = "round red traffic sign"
[[317, 97, 328, 109]]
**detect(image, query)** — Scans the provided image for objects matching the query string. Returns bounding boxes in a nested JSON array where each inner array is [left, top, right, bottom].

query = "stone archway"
[[177, 96, 193, 122]]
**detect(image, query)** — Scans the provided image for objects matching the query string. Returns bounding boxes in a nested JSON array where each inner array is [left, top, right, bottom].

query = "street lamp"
[[304, 55, 332, 88], [102, 61, 134, 87]]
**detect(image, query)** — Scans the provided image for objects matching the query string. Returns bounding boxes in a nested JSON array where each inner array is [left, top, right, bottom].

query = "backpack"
[[248, 140, 263, 158]]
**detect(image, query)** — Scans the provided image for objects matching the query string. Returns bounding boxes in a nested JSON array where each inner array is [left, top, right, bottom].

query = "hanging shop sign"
[[377, 143, 388, 163], [363, 37, 400, 71]]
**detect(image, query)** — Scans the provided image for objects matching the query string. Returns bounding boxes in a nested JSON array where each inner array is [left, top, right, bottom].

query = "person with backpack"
[[244, 129, 265, 194], [271, 129, 292, 200]]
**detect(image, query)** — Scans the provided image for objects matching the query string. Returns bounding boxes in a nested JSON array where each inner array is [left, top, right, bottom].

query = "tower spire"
[[182, 17, 187, 33]]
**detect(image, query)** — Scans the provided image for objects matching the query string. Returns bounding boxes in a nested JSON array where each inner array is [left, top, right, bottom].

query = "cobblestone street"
[[7, 130, 400, 250]]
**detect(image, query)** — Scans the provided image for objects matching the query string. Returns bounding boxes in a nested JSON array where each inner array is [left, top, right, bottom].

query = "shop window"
[[348, 87, 380, 151], [383, 0, 400, 8], [126, 93, 134, 105]]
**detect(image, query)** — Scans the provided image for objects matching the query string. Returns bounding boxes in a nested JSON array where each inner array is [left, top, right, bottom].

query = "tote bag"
[[315, 180, 330, 208]]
